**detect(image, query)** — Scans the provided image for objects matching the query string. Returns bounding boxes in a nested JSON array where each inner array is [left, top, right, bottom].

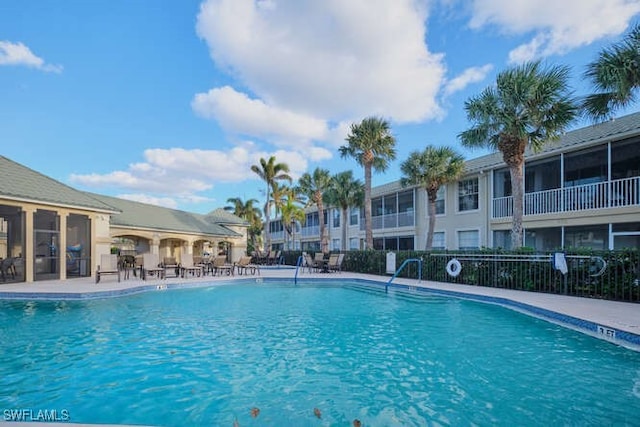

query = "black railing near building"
[[280, 249, 640, 303]]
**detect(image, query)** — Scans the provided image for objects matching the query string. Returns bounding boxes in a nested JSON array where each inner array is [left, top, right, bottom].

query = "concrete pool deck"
[[0, 267, 638, 350]]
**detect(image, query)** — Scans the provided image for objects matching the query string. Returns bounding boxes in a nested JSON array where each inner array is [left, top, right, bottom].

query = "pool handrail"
[[294, 255, 304, 285], [386, 258, 422, 293]]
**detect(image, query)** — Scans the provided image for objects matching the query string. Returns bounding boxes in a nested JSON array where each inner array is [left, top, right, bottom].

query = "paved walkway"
[[1, 267, 638, 350]]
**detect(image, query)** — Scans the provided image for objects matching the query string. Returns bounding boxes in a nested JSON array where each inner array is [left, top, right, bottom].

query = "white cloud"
[[469, 0, 640, 62], [192, 86, 328, 142], [444, 64, 493, 96], [0, 41, 62, 73], [69, 145, 313, 203], [195, 0, 446, 123], [117, 194, 180, 209]]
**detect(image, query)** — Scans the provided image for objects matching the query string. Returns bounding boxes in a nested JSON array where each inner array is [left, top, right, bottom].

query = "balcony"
[[270, 230, 284, 240], [492, 176, 640, 219], [359, 211, 415, 230], [300, 225, 320, 237]]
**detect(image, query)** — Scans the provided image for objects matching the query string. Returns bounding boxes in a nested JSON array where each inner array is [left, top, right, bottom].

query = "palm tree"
[[583, 24, 640, 120], [324, 171, 364, 251], [250, 156, 292, 252], [280, 187, 306, 250], [340, 116, 397, 249], [269, 182, 289, 221], [224, 197, 263, 252], [459, 61, 578, 249], [400, 146, 465, 250], [297, 167, 332, 254]]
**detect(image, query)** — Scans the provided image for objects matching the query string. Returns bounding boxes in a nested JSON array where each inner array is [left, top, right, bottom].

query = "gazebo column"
[[24, 207, 35, 282], [59, 211, 68, 280]]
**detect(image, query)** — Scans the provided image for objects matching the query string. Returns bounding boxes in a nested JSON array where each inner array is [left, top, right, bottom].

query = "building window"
[[332, 209, 340, 228], [493, 230, 511, 250], [384, 237, 398, 250], [458, 178, 479, 211], [398, 190, 415, 226], [524, 228, 561, 251], [349, 237, 360, 250], [432, 232, 445, 250], [435, 186, 445, 215], [349, 208, 359, 226], [612, 138, 640, 180], [564, 225, 607, 250], [332, 239, 340, 251], [384, 194, 397, 215], [398, 236, 414, 250], [525, 157, 561, 193], [458, 230, 479, 249], [373, 238, 384, 250], [494, 168, 512, 198], [372, 197, 383, 217], [564, 146, 607, 187]]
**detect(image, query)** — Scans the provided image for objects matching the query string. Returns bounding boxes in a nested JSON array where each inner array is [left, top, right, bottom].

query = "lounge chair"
[[327, 253, 345, 273], [235, 255, 260, 275], [180, 253, 202, 278], [267, 250, 281, 265], [162, 256, 180, 278], [95, 254, 121, 283], [304, 253, 321, 273], [141, 253, 165, 280], [211, 256, 234, 276], [314, 252, 328, 271], [194, 255, 211, 275]]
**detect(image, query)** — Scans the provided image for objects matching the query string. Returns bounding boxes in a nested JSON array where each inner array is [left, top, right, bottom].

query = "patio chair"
[[180, 253, 202, 278], [326, 254, 340, 273], [304, 253, 321, 273], [162, 256, 180, 278], [194, 255, 211, 275], [235, 255, 260, 276], [211, 256, 234, 276], [141, 253, 165, 280], [95, 254, 120, 284], [267, 250, 282, 265], [328, 253, 345, 273]]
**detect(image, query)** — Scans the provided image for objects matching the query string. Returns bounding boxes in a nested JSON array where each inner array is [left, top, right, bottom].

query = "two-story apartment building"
[[269, 111, 640, 252]]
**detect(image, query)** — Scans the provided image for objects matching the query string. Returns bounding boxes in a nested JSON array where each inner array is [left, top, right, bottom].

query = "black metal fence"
[[280, 249, 640, 303]]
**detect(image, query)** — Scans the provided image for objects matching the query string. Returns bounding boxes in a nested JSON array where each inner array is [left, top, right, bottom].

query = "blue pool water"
[[1, 281, 639, 426]]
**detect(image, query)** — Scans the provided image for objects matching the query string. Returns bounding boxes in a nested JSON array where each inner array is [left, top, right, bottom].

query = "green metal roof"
[[464, 110, 640, 173], [205, 208, 249, 226], [88, 193, 243, 237], [0, 156, 119, 212]]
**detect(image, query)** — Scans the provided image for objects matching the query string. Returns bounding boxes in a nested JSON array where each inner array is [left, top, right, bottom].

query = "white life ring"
[[446, 258, 462, 277]]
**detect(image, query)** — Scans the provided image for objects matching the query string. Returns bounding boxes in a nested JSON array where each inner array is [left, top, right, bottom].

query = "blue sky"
[[2, 0, 640, 214]]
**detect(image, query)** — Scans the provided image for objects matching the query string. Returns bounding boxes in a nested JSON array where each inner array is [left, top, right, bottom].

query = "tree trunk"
[[364, 162, 373, 249], [264, 183, 271, 252], [318, 198, 328, 254], [341, 207, 348, 251], [425, 188, 437, 250], [509, 163, 524, 248], [499, 135, 527, 249]]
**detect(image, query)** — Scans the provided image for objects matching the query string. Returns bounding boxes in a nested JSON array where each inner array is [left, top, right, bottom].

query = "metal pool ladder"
[[294, 255, 304, 285], [386, 258, 422, 293]]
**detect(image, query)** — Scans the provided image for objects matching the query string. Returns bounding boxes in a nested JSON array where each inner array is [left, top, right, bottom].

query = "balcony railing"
[[360, 211, 415, 231], [300, 225, 320, 237], [270, 231, 284, 240], [492, 176, 640, 219]]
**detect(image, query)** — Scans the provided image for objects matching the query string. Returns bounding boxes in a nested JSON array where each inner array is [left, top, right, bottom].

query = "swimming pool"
[[1, 281, 638, 426]]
